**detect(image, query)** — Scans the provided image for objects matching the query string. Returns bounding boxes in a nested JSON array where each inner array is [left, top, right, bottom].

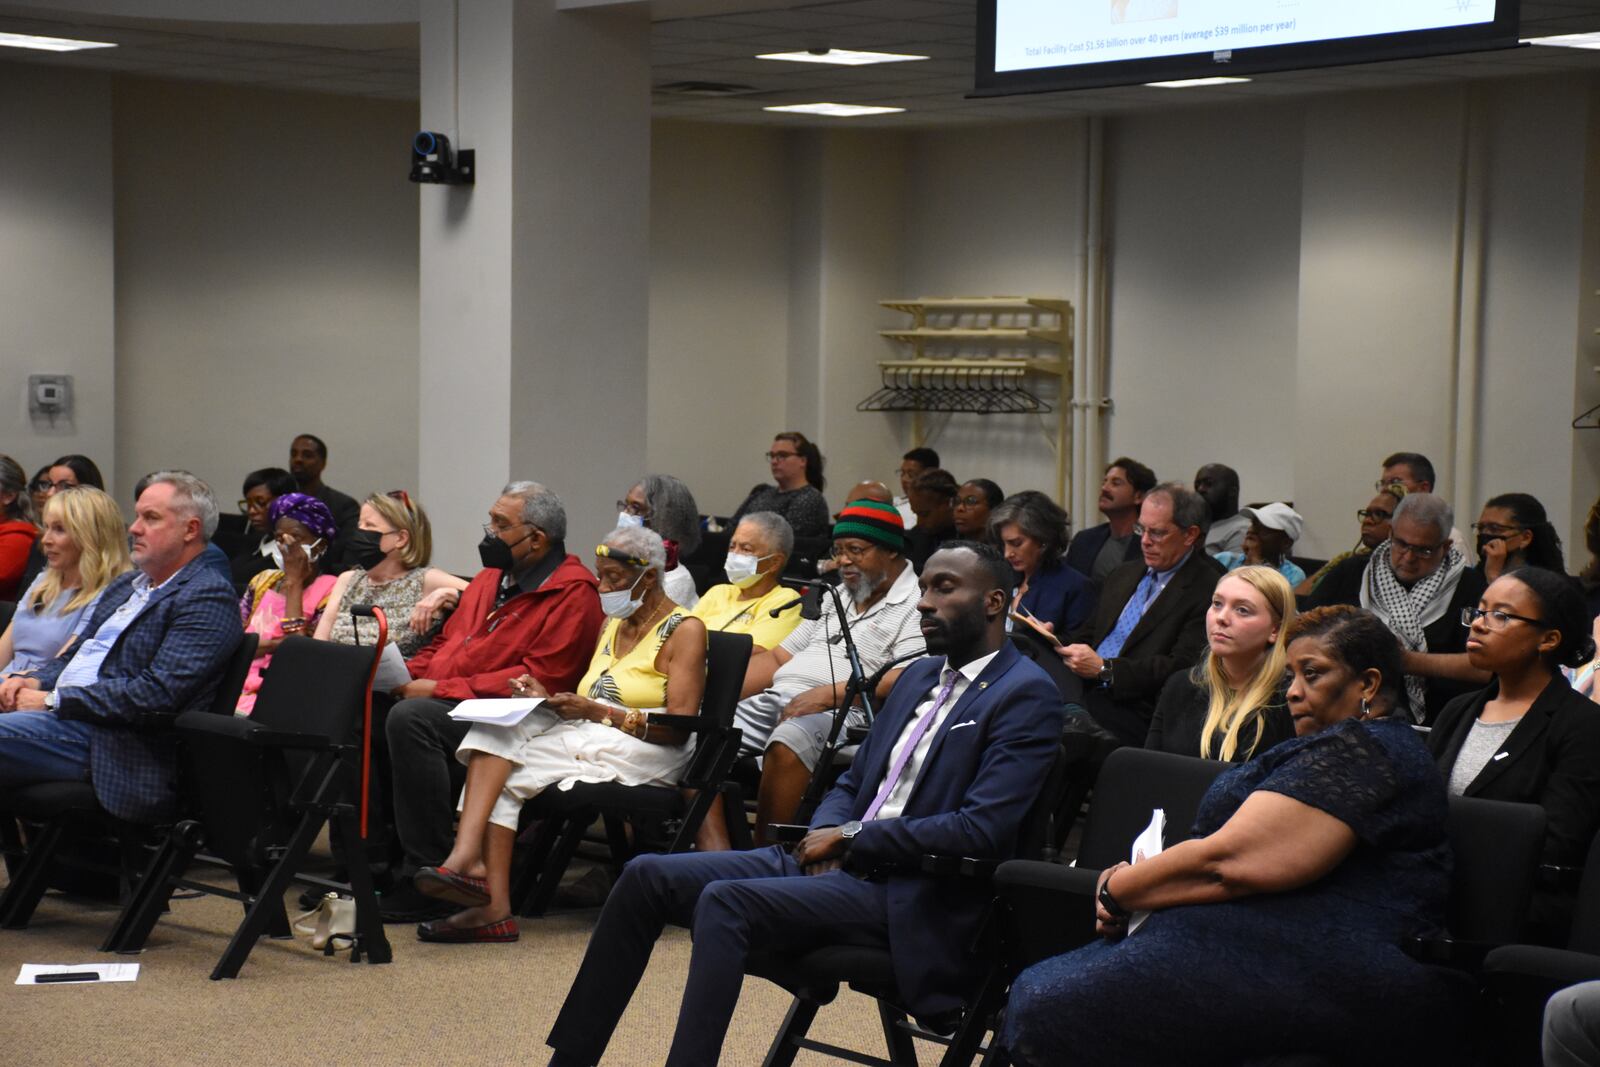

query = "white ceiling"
[[0, 1, 1599, 126]]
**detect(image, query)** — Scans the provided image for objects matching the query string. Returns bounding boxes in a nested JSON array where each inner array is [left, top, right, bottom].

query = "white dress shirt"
[[871, 648, 1000, 821]]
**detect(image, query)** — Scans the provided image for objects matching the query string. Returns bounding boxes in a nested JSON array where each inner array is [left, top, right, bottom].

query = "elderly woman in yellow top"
[[412, 525, 707, 944]]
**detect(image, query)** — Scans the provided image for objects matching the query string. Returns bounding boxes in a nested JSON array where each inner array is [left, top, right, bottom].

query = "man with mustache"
[[545, 541, 1065, 1067], [733, 500, 925, 843], [1064, 457, 1157, 583]]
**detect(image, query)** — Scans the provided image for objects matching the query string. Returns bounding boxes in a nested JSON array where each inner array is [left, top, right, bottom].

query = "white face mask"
[[724, 551, 771, 589], [616, 512, 647, 530], [600, 572, 647, 619]]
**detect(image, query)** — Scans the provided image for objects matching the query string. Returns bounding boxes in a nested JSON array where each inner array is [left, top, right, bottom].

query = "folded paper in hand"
[[1127, 807, 1165, 936], [447, 698, 551, 728]]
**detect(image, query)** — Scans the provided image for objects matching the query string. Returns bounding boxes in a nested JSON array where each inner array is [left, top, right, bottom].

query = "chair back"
[[204, 633, 259, 716], [250, 636, 378, 743], [1008, 631, 1083, 704], [701, 631, 753, 729], [1445, 796, 1546, 945], [1568, 830, 1600, 954], [1014, 742, 1070, 861], [1075, 747, 1231, 870]]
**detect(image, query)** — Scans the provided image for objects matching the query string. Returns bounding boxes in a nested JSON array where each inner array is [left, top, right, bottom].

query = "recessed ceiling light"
[[763, 102, 907, 117], [1523, 33, 1600, 51], [0, 31, 116, 52], [1144, 76, 1252, 88], [758, 49, 929, 66]]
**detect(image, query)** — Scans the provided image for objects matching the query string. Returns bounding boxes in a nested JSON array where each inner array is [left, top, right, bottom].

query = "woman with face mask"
[[311, 490, 468, 657], [618, 473, 702, 609], [1471, 492, 1566, 584], [410, 525, 708, 943], [235, 492, 340, 714]]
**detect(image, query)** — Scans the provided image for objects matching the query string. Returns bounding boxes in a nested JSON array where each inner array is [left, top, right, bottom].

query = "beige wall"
[[0, 65, 116, 493], [113, 77, 419, 518]]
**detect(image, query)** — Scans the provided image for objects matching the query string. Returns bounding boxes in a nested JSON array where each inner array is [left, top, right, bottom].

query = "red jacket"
[[0, 520, 39, 602], [407, 553, 602, 701]]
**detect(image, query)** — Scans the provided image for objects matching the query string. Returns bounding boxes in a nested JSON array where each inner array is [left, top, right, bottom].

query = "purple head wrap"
[[267, 492, 337, 542]]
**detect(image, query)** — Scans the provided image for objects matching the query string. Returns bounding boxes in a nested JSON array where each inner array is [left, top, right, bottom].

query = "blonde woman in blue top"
[[0, 487, 130, 676]]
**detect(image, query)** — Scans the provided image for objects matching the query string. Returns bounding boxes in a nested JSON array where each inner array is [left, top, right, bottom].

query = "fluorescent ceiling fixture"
[[0, 31, 116, 52], [758, 49, 929, 66], [1145, 76, 1252, 88], [1523, 33, 1600, 51], [764, 102, 906, 117]]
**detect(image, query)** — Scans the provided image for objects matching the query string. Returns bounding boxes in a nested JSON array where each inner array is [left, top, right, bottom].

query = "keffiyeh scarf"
[[1360, 540, 1465, 722]]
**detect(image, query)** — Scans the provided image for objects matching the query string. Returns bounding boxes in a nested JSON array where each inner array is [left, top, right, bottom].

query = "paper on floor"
[[18, 963, 140, 985]]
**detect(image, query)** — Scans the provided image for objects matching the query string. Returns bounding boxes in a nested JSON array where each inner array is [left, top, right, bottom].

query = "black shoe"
[[378, 881, 456, 923]]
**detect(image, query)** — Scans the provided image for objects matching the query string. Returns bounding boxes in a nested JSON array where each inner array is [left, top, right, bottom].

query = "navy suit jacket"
[[32, 556, 244, 821], [1064, 522, 1141, 580], [810, 641, 1064, 1016]]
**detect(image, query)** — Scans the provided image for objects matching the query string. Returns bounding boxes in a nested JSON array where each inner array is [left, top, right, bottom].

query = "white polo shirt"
[[772, 562, 925, 697]]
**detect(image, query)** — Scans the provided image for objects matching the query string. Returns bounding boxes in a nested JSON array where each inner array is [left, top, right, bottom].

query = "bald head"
[[844, 480, 894, 506]]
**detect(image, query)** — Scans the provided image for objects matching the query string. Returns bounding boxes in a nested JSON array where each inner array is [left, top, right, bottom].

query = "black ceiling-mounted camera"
[[410, 131, 475, 185]]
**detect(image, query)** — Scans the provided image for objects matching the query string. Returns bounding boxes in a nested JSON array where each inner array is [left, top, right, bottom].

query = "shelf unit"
[[864, 296, 1074, 501]]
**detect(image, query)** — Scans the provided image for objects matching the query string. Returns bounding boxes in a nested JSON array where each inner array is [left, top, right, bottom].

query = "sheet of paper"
[[370, 642, 412, 693], [1127, 807, 1165, 936], [18, 963, 140, 985], [447, 698, 553, 728]]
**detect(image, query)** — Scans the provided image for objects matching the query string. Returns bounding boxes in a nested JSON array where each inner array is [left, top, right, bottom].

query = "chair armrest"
[[1538, 863, 1585, 893], [1403, 935, 1496, 971], [175, 711, 333, 751], [919, 855, 1001, 879], [994, 859, 1101, 902], [769, 823, 810, 844], [1483, 945, 1600, 987], [650, 714, 718, 734]]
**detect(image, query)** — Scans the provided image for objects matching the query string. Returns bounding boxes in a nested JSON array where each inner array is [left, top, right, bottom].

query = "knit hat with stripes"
[[832, 499, 906, 554]]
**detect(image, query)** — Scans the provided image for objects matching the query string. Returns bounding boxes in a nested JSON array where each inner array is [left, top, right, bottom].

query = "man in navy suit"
[[0, 471, 243, 823], [546, 540, 1064, 1067]]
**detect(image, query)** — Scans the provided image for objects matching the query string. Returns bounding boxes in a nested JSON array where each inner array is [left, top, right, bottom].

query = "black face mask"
[[479, 529, 534, 572], [347, 529, 389, 571]]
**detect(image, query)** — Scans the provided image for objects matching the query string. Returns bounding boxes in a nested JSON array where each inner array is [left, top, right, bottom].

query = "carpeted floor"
[[0, 862, 954, 1065]]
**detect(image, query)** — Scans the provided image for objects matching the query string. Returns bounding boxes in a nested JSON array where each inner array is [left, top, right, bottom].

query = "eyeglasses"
[[482, 520, 536, 540], [1374, 477, 1408, 492], [615, 498, 652, 518], [1461, 607, 1545, 631], [1470, 522, 1524, 538], [1357, 508, 1393, 522], [765, 451, 800, 462], [32, 479, 76, 494], [1390, 535, 1443, 560], [955, 495, 986, 508], [1133, 523, 1177, 542], [830, 542, 877, 563], [237, 499, 261, 514]]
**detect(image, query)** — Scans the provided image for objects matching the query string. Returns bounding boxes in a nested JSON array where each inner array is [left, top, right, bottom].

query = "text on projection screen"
[[994, 0, 1496, 72]]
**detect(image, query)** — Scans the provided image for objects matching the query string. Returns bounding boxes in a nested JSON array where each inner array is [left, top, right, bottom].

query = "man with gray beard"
[[732, 500, 926, 843]]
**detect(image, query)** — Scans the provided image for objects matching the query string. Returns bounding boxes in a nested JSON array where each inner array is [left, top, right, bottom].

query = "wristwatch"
[[1098, 873, 1131, 920], [838, 820, 864, 840], [44, 690, 58, 711], [1097, 660, 1115, 688]]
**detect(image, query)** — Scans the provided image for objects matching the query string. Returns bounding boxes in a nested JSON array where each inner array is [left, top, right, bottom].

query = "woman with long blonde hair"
[[0, 487, 131, 676], [1146, 565, 1296, 761]]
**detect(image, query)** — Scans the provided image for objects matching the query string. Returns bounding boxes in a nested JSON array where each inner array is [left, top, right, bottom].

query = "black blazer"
[[1145, 669, 1295, 762], [1064, 522, 1142, 581], [1066, 549, 1224, 743], [1428, 677, 1600, 867]]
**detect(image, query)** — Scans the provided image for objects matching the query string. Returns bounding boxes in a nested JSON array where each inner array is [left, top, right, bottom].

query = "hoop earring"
[[1360, 698, 1370, 720]]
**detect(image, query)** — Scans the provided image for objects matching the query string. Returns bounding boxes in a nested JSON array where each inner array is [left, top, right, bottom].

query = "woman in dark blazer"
[[1428, 566, 1600, 869], [990, 491, 1095, 638]]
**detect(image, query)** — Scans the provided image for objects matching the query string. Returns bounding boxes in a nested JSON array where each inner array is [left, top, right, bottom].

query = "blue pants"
[[0, 711, 93, 786], [547, 845, 890, 1067]]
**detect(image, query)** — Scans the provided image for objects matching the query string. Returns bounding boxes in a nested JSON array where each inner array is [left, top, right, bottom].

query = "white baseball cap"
[[1239, 503, 1304, 542]]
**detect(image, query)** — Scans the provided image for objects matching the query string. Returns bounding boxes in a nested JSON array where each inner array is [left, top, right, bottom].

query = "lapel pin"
[[1492, 752, 1509, 761], [978, 681, 988, 690]]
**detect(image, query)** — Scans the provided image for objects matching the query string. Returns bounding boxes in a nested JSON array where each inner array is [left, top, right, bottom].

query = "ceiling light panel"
[[758, 49, 929, 65], [763, 102, 908, 116], [0, 31, 116, 52]]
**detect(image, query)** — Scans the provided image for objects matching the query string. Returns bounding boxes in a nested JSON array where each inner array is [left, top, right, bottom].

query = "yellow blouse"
[[577, 611, 687, 711]]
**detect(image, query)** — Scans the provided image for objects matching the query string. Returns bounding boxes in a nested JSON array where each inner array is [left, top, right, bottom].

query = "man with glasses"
[[1057, 482, 1224, 746], [733, 500, 926, 843], [1375, 451, 1469, 559], [1306, 492, 1488, 724], [380, 481, 603, 921]]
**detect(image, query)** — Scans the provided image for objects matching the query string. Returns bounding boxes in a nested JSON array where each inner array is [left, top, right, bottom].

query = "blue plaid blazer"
[[32, 556, 243, 822]]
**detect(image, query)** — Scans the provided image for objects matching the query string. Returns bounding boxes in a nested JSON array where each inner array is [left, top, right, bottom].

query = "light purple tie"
[[863, 668, 958, 821]]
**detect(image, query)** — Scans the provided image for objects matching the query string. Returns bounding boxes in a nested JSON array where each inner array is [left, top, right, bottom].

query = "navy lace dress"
[[1001, 717, 1468, 1066]]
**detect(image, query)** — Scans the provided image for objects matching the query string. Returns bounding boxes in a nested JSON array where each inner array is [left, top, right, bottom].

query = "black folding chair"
[[0, 633, 257, 929], [511, 631, 753, 916], [100, 629, 392, 978], [748, 742, 1070, 1067]]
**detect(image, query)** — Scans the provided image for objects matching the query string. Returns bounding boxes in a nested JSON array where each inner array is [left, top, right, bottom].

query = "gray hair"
[[638, 473, 701, 556], [1146, 481, 1209, 533], [142, 470, 220, 540], [1393, 492, 1454, 541], [502, 481, 567, 542], [0, 455, 32, 523], [601, 524, 666, 576], [734, 511, 794, 559]]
